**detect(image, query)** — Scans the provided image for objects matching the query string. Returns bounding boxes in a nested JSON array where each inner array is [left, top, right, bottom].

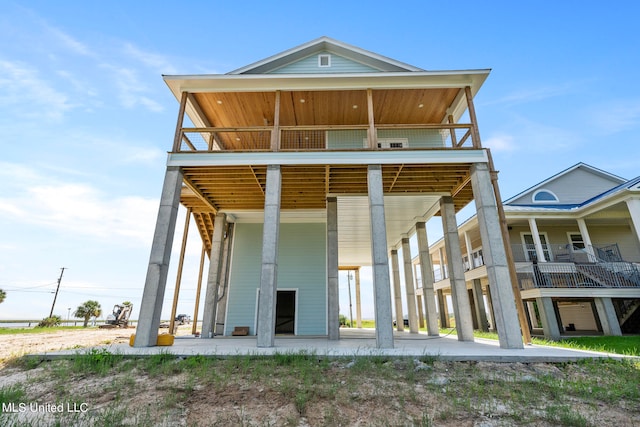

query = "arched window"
[[532, 189, 559, 203]]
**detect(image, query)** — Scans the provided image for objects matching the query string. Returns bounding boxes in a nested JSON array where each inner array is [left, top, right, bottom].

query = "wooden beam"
[[172, 91, 188, 152], [271, 90, 281, 151], [465, 86, 482, 149], [169, 207, 191, 335], [366, 88, 377, 150], [250, 166, 265, 195], [182, 175, 218, 213], [388, 165, 404, 192]]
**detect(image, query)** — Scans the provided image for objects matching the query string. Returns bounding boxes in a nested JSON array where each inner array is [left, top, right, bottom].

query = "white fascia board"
[[163, 70, 490, 98], [167, 149, 488, 167]]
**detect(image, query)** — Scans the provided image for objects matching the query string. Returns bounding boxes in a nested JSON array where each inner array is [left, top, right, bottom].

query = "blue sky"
[[1, 1, 639, 321]]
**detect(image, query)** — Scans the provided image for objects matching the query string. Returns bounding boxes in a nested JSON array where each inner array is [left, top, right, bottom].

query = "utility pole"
[[49, 267, 66, 318]]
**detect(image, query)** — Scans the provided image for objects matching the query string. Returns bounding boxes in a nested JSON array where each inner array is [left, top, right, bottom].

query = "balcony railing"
[[517, 261, 640, 290], [176, 124, 477, 152], [510, 243, 624, 264]]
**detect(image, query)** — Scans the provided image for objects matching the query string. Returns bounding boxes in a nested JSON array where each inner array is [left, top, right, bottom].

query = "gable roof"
[[504, 162, 627, 208], [229, 36, 424, 75]]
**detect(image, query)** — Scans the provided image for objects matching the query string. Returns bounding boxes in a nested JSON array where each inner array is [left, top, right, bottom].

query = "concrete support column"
[[401, 237, 419, 333], [391, 250, 404, 331], [135, 166, 183, 347], [416, 222, 439, 336], [576, 218, 595, 259], [440, 196, 474, 342], [528, 218, 547, 262], [437, 289, 449, 328], [215, 223, 235, 336], [368, 165, 394, 348], [537, 297, 561, 340], [472, 163, 523, 349], [257, 165, 281, 347], [594, 297, 622, 336], [201, 212, 227, 338], [355, 269, 362, 328], [327, 197, 340, 340], [472, 279, 489, 332], [625, 199, 640, 250]]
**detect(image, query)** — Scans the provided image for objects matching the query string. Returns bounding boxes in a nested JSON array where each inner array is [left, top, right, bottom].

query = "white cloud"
[[483, 133, 516, 152], [588, 99, 640, 134], [0, 59, 72, 120], [0, 163, 158, 247], [104, 64, 165, 112], [123, 43, 177, 74]]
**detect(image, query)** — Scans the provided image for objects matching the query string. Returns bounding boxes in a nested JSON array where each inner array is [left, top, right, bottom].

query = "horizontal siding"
[[224, 222, 327, 336], [510, 168, 621, 205], [271, 52, 379, 74], [326, 129, 445, 149]]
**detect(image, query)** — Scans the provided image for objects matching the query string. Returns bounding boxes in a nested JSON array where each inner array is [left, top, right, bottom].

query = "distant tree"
[[74, 300, 102, 327], [37, 315, 61, 327], [0, 289, 5, 304]]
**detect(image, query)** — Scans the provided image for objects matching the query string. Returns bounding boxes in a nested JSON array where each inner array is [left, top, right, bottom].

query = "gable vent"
[[318, 54, 331, 67]]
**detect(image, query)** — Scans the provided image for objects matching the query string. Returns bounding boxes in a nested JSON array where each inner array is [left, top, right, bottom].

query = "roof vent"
[[318, 54, 331, 67]]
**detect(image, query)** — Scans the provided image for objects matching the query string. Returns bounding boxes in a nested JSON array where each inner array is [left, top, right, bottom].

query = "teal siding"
[[377, 129, 445, 148], [224, 223, 327, 336], [327, 129, 367, 149], [326, 129, 445, 149], [271, 52, 379, 74]]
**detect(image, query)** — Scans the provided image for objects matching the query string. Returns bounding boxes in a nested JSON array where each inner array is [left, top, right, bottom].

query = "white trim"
[[168, 149, 488, 167], [318, 54, 331, 68], [254, 288, 299, 335], [521, 231, 552, 262], [532, 189, 559, 203]]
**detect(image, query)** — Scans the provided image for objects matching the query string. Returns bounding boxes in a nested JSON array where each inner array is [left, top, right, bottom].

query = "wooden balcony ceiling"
[[181, 162, 473, 213], [191, 88, 460, 128]]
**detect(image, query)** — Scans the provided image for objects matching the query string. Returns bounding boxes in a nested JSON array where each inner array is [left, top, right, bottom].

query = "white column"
[[368, 165, 394, 348], [626, 198, 640, 249], [257, 165, 281, 347], [528, 218, 547, 262], [576, 218, 595, 259], [135, 166, 183, 347], [464, 231, 473, 269]]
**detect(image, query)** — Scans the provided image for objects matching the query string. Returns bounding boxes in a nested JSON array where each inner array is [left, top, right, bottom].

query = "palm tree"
[[0, 289, 5, 304], [74, 300, 102, 327]]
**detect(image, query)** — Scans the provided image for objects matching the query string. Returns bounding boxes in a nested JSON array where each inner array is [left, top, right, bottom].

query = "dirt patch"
[[1, 329, 639, 426]]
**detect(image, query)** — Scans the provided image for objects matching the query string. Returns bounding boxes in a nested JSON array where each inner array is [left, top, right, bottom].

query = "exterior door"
[[275, 290, 296, 334]]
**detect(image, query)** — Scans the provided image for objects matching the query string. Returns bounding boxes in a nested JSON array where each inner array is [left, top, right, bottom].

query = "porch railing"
[[516, 261, 640, 290], [176, 124, 477, 152], [510, 243, 624, 264]]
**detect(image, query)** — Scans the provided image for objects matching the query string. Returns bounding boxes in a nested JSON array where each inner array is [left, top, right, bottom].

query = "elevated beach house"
[[424, 163, 640, 339], [134, 37, 524, 349]]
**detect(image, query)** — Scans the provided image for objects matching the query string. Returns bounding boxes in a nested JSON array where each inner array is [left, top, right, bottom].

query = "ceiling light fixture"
[[216, 100, 223, 105]]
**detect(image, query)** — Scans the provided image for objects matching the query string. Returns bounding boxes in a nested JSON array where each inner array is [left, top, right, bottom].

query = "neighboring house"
[[423, 163, 640, 339], [134, 37, 524, 350]]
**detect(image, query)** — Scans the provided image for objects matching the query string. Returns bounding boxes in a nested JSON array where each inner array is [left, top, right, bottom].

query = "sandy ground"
[[0, 324, 195, 365]]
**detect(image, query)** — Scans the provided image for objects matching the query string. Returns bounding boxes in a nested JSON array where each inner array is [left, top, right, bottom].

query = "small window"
[[532, 189, 559, 203], [363, 138, 408, 148], [318, 54, 331, 67]]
